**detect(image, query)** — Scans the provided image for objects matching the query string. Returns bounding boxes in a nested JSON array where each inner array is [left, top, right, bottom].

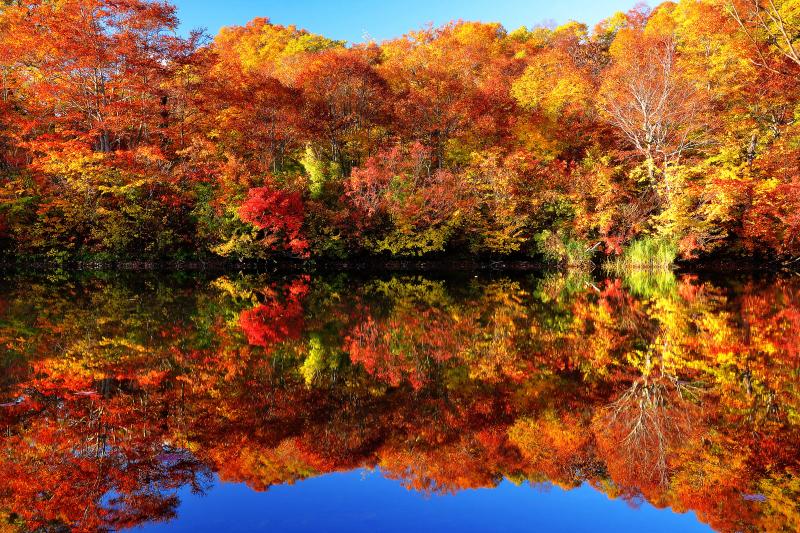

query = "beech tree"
[[599, 26, 710, 193]]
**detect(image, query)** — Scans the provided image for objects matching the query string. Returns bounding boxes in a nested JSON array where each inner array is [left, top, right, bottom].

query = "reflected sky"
[[138, 472, 712, 533]]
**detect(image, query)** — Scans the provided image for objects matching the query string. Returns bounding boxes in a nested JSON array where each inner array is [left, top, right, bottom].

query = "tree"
[[0, 0, 189, 153], [296, 48, 389, 178], [344, 142, 467, 255], [599, 23, 710, 200], [237, 185, 308, 257], [727, 0, 800, 72]]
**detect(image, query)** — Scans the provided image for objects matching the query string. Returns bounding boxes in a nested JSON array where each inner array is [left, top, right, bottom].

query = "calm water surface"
[[0, 270, 797, 532]]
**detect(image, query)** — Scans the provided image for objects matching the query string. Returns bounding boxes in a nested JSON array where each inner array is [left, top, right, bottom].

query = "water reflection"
[[0, 271, 798, 532]]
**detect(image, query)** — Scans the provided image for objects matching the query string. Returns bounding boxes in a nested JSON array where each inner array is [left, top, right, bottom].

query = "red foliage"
[[239, 186, 309, 256], [344, 142, 466, 233], [239, 278, 310, 349]]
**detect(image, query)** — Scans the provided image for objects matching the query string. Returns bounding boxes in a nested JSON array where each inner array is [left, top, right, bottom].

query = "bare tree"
[[598, 363, 701, 487], [727, 0, 800, 73], [600, 32, 710, 201]]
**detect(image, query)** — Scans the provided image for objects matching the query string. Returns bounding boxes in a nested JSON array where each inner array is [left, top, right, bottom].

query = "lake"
[[0, 270, 797, 532]]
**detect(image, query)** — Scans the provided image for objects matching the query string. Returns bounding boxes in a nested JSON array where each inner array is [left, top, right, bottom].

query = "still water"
[[0, 270, 797, 532]]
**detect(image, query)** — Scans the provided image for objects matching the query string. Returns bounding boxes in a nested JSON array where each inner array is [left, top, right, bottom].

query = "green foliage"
[[621, 269, 678, 299], [301, 145, 336, 200], [370, 220, 459, 257], [305, 207, 348, 259], [192, 185, 270, 260], [299, 334, 342, 385], [606, 237, 678, 272], [535, 229, 594, 268]]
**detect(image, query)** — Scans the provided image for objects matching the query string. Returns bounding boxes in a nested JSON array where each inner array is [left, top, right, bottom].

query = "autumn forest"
[[2, 1, 800, 532], [0, 0, 799, 265]]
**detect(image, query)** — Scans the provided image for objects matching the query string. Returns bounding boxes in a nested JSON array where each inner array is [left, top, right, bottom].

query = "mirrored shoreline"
[[0, 271, 798, 532]]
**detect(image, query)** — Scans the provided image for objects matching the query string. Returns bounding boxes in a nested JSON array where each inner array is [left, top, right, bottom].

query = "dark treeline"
[[0, 1, 798, 266]]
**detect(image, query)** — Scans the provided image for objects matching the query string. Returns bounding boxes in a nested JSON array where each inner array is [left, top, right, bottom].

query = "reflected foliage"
[[0, 271, 799, 531]]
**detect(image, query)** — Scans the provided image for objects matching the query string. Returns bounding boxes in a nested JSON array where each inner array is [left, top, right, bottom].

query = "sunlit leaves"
[[1, 0, 800, 263]]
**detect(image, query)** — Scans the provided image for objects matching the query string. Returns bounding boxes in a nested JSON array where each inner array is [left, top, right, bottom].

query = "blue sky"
[[170, 0, 645, 42]]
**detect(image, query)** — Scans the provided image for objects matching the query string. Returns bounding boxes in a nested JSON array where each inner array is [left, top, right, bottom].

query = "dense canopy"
[[0, 0, 799, 265]]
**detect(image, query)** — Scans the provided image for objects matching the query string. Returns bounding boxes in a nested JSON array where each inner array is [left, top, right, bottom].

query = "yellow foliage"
[[511, 49, 592, 118]]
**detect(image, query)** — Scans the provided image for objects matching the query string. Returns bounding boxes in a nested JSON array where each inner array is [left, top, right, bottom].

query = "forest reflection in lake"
[[0, 270, 798, 532]]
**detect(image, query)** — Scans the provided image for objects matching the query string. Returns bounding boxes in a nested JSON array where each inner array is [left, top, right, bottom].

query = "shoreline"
[[0, 254, 791, 275]]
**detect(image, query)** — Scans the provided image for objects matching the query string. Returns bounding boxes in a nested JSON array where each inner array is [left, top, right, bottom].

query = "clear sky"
[[170, 0, 646, 43]]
